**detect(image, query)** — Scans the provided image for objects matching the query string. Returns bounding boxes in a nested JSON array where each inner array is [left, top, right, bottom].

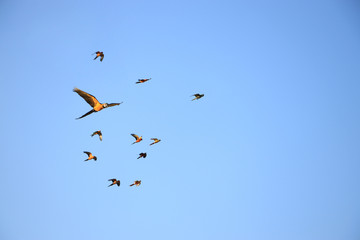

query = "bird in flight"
[[91, 130, 102, 141], [130, 180, 141, 187], [191, 93, 204, 101], [136, 78, 151, 84], [137, 152, 147, 159], [84, 151, 97, 161], [108, 179, 121, 187], [150, 138, 161, 146], [131, 134, 143, 144], [93, 51, 104, 62], [73, 88, 123, 119]]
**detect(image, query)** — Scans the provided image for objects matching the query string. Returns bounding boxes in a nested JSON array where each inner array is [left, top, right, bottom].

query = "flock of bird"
[[74, 51, 204, 188]]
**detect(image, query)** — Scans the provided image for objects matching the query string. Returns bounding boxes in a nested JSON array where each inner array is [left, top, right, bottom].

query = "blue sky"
[[1, 0, 360, 239]]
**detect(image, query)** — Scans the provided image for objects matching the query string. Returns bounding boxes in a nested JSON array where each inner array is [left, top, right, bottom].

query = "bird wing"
[[151, 138, 158, 141], [131, 134, 139, 140], [91, 131, 98, 137], [76, 109, 95, 119], [84, 151, 91, 156], [73, 88, 100, 108], [100, 55, 104, 61], [108, 179, 116, 182], [107, 102, 123, 108], [116, 181, 120, 186]]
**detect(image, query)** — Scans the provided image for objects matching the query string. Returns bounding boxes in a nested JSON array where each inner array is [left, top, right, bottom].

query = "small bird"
[[131, 134, 143, 144], [130, 180, 141, 187], [136, 78, 151, 84], [91, 130, 102, 141], [84, 151, 97, 161], [191, 93, 204, 101], [93, 51, 104, 62], [150, 138, 161, 146], [137, 152, 147, 159], [108, 179, 121, 187], [73, 88, 123, 119]]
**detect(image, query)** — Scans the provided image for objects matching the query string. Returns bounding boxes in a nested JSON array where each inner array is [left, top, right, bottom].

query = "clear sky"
[[1, 0, 360, 239]]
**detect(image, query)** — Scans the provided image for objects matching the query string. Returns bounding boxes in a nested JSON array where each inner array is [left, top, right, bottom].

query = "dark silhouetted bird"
[[73, 88, 123, 119], [137, 153, 147, 159], [91, 130, 102, 141], [108, 179, 120, 187], [131, 134, 143, 144], [136, 78, 151, 84], [130, 180, 141, 187], [93, 51, 104, 62], [191, 93, 204, 101], [84, 151, 97, 161], [150, 138, 161, 146]]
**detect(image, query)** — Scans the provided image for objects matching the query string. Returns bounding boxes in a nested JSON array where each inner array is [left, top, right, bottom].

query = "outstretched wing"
[[73, 88, 100, 108], [100, 54, 104, 62], [76, 109, 95, 119], [131, 134, 139, 140], [84, 151, 91, 156], [107, 102, 123, 108], [116, 181, 120, 186], [151, 138, 158, 141], [108, 179, 116, 182]]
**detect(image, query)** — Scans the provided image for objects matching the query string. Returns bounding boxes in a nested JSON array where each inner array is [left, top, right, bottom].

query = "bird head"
[[102, 103, 108, 108]]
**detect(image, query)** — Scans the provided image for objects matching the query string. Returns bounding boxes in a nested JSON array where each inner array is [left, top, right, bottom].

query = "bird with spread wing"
[[130, 180, 141, 187], [91, 130, 102, 141], [73, 88, 123, 119], [136, 78, 151, 84], [108, 179, 120, 187], [191, 93, 204, 101], [150, 138, 161, 146], [83, 151, 97, 161], [131, 134, 143, 144], [137, 152, 147, 159], [93, 51, 104, 62]]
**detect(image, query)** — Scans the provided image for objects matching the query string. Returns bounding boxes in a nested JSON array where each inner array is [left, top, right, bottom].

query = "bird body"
[[150, 138, 161, 146], [91, 130, 102, 141], [131, 134, 143, 144], [108, 179, 120, 187], [84, 151, 97, 161], [73, 88, 123, 119], [130, 180, 141, 187]]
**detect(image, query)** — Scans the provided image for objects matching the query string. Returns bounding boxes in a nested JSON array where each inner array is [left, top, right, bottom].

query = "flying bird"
[[108, 179, 121, 187], [91, 130, 102, 141], [73, 88, 123, 119], [150, 138, 161, 146], [137, 152, 147, 159], [130, 180, 141, 187], [84, 151, 97, 161], [93, 51, 104, 62], [131, 134, 143, 144], [136, 78, 151, 84], [191, 93, 204, 101]]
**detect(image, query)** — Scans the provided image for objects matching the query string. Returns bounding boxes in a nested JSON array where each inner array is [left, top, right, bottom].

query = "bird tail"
[[93, 56, 98, 60], [130, 184, 135, 186]]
